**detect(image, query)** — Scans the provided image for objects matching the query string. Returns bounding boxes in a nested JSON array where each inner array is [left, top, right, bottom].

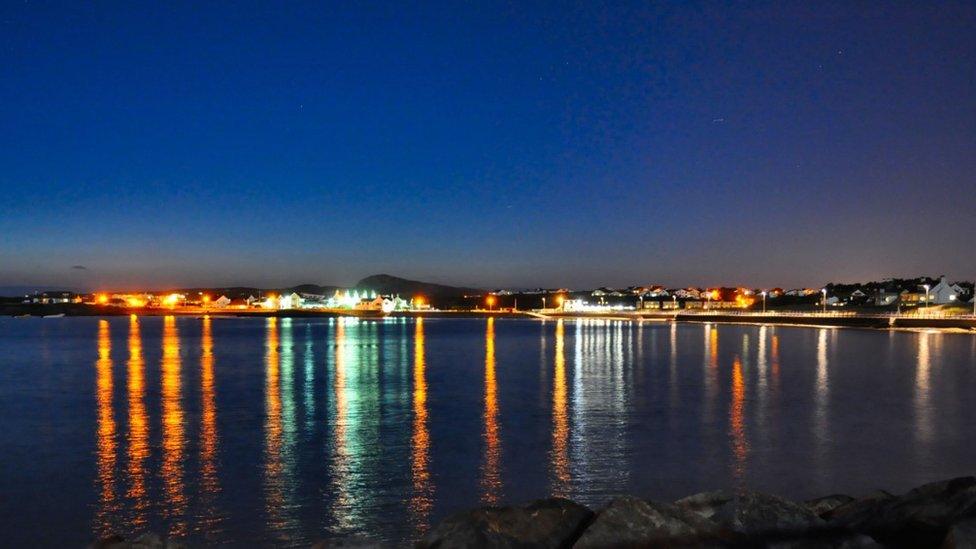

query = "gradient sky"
[[2, 1, 974, 291]]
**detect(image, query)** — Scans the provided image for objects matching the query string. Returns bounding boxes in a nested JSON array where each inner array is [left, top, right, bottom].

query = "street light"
[[486, 295, 496, 311], [821, 288, 827, 314], [761, 291, 767, 314], [923, 284, 930, 309], [542, 296, 546, 311]]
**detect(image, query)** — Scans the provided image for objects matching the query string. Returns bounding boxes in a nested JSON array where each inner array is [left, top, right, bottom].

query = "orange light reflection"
[[550, 319, 570, 496], [95, 319, 117, 535], [481, 317, 502, 504], [126, 315, 149, 526], [160, 316, 186, 535], [409, 318, 433, 534]]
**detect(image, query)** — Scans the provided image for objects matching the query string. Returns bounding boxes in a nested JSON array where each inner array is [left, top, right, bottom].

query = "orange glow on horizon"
[[96, 294, 109, 305]]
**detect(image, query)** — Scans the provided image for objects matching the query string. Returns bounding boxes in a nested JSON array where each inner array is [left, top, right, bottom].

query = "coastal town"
[[9, 274, 975, 317]]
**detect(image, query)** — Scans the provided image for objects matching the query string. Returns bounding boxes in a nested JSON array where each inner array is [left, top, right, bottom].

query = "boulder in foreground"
[[417, 497, 592, 549], [676, 490, 824, 535], [574, 495, 719, 548]]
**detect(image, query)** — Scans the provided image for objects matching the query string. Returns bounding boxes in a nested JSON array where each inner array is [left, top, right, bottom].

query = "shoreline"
[[5, 304, 975, 332], [93, 476, 976, 548]]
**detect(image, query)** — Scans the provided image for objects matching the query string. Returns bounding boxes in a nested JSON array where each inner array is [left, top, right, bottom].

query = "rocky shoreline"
[[94, 476, 976, 548]]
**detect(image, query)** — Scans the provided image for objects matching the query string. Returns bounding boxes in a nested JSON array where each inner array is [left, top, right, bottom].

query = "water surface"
[[1, 316, 974, 546]]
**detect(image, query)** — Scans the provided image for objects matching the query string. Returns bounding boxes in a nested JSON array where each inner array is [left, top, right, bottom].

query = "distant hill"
[[356, 274, 482, 302], [287, 284, 341, 296]]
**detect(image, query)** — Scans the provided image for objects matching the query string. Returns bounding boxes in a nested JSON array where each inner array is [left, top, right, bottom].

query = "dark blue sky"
[[2, 2, 974, 291]]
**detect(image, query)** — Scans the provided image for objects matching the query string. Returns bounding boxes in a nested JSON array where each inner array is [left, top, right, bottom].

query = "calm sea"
[[1, 316, 974, 546]]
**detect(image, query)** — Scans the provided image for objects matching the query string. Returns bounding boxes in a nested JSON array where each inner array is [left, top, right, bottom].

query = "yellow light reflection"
[[409, 318, 433, 534], [481, 317, 502, 504], [263, 318, 285, 533], [771, 333, 781, 379], [95, 319, 117, 534], [550, 319, 570, 496], [161, 316, 186, 535], [729, 355, 748, 489], [915, 332, 933, 445], [126, 315, 149, 527], [200, 316, 221, 528]]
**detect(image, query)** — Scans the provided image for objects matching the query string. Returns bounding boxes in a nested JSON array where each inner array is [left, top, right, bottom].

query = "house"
[[214, 295, 232, 308], [280, 292, 303, 309], [27, 291, 76, 304], [929, 276, 962, 305]]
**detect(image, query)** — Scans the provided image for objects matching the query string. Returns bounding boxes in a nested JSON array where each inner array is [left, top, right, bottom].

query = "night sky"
[[2, 2, 974, 291]]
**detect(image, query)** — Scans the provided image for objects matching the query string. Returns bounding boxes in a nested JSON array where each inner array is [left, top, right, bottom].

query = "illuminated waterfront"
[[1, 316, 975, 546]]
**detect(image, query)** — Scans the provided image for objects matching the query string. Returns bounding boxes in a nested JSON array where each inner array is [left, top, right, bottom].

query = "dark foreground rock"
[[806, 495, 857, 518], [91, 533, 185, 549], [574, 495, 720, 547], [942, 517, 976, 549], [417, 497, 593, 548], [419, 476, 976, 548], [829, 477, 976, 548], [676, 490, 824, 536]]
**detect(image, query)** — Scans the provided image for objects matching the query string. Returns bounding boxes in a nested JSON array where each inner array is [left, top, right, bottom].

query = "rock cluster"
[[90, 477, 976, 548], [418, 476, 976, 548]]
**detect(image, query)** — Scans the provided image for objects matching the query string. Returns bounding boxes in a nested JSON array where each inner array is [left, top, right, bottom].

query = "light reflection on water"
[[95, 319, 117, 535], [160, 316, 186, 535], [125, 316, 149, 527], [481, 317, 502, 504], [1, 316, 974, 547]]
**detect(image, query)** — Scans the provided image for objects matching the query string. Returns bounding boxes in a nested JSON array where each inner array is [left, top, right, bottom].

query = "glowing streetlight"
[[761, 290, 767, 314], [556, 294, 565, 310], [923, 284, 930, 308], [486, 295, 496, 311], [821, 288, 827, 313]]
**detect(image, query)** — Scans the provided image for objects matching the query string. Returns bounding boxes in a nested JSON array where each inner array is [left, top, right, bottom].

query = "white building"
[[928, 276, 962, 305], [214, 295, 231, 308], [280, 292, 303, 309]]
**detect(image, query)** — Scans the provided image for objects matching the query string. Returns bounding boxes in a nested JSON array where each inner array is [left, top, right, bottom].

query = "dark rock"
[[943, 517, 976, 549], [676, 490, 824, 536], [574, 495, 720, 548], [824, 491, 895, 523], [806, 495, 856, 518], [90, 533, 183, 549], [764, 531, 882, 548], [91, 535, 126, 549], [311, 538, 388, 548], [418, 497, 593, 549], [830, 477, 976, 548]]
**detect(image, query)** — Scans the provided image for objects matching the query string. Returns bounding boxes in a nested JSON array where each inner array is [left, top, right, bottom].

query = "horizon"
[[3, 3, 975, 290], [2, 270, 971, 297]]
